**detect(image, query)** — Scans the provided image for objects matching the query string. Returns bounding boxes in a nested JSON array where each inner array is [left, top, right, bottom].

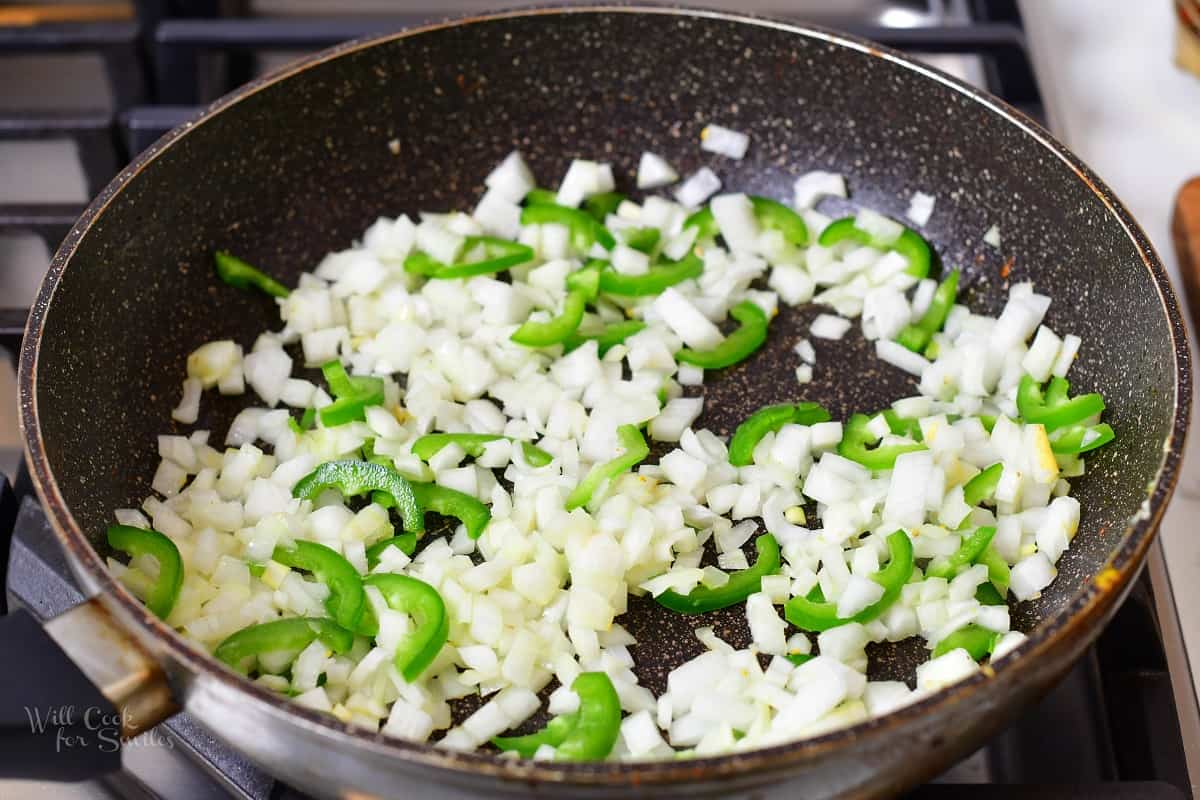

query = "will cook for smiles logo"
[[24, 705, 174, 752]]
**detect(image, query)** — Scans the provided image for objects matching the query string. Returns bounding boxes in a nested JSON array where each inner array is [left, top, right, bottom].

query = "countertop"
[[1020, 0, 1200, 777]]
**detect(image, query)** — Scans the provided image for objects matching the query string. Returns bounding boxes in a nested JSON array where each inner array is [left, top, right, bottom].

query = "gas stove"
[[1, 1, 1197, 798]]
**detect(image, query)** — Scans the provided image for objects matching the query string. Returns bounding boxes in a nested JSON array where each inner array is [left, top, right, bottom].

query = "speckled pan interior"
[[21, 6, 1188, 793]]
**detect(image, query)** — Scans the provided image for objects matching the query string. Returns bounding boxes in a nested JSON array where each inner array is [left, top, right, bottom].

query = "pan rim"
[[17, 3, 1192, 788]]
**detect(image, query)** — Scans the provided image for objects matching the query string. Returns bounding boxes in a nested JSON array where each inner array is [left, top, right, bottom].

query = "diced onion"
[[637, 152, 680, 189], [674, 167, 722, 207], [811, 314, 852, 340], [905, 191, 936, 226], [700, 124, 750, 159], [793, 171, 847, 210]]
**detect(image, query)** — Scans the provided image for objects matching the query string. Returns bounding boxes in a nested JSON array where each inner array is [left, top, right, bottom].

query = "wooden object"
[[1173, 177, 1200, 326]]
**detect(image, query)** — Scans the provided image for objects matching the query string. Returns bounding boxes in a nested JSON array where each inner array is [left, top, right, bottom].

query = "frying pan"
[[2, 6, 1190, 798]]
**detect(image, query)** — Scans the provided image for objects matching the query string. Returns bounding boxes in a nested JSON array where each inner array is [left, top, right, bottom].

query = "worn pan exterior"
[[18, 7, 1189, 798]]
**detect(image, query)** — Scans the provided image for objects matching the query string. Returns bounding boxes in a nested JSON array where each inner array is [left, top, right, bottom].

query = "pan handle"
[[0, 600, 177, 781]]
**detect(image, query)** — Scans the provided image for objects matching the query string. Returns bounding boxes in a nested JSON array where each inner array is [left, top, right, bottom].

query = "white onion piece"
[[746, 592, 788, 655], [906, 191, 936, 226], [485, 151, 536, 202], [556, 159, 612, 208], [876, 339, 931, 376], [810, 314, 852, 340], [1052, 334, 1082, 378], [171, 378, 202, 424], [916, 648, 980, 692], [637, 152, 679, 189], [653, 288, 724, 349], [674, 167, 722, 208], [793, 170, 847, 210], [362, 215, 416, 262], [1011, 553, 1057, 600], [700, 124, 750, 159], [770, 264, 816, 305], [710, 193, 761, 253], [854, 209, 904, 245], [649, 397, 704, 443], [474, 188, 523, 239]]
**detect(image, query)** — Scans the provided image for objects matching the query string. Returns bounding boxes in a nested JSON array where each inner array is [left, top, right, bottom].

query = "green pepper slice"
[[292, 460, 423, 534], [1016, 375, 1106, 432], [750, 196, 809, 246], [523, 188, 558, 206], [683, 206, 718, 240], [818, 216, 933, 279], [214, 617, 354, 674], [784, 530, 914, 632], [785, 653, 814, 667], [401, 251, 443, 277], [319, 360, 385, 427], [622, 227, 661, 254], [837, 412, 926, 471], [404, 236, 534, 280], [493, 712, 581, 757], [676, 300, 769, 370], [410, 433, 553, 467], [107, 525, 184, 620], [881, 409, 923, 441], [364, 534, 418, 567], [362, 573, 448, 682], [410, 483, 491, 539], [596, 253, 703, 296], [962, 463, 1003, 507], [359, 437, 394, 469], [440, 236, 535, 279], [925, 526, 997, 580], [656, 535, 781, 613], [492, 674, 620, 761], [1049, 423, 1115, 454], [521, 202, 616, 251], [555, 672, 622, 761], [583, 191, 625, 223], [896, 269, 959, 352], [975, 582, 1006, 606], [511, 277, 594, 348], [1045, 377, 1069, 406], [932, 624, 1001, 660], [272, 540, 366, 631], [213, 251, 290, 298], [977, 546, 1011, 599], [565, 424, 649, 510], [728, 403, 831, 467], [562, 319, 647, 355], [565, 262, 603, 301]]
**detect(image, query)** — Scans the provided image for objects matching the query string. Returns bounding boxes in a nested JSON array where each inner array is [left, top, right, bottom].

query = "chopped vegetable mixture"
[[111, 141, 1110, 762]]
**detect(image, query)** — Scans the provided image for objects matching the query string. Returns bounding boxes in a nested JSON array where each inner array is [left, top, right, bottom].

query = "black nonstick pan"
[[4, 7, 1190, 798]]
